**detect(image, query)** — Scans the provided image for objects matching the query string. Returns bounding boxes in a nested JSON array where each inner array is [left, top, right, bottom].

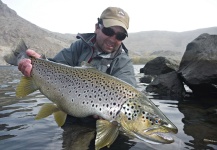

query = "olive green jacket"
[[52, 33, 136, 87]]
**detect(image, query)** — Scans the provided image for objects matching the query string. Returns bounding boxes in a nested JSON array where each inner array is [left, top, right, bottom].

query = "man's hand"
[[18, 49, 41, 77]]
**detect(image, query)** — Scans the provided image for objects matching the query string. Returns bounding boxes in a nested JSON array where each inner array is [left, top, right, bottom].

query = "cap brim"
[[102, 19, 128, 34]]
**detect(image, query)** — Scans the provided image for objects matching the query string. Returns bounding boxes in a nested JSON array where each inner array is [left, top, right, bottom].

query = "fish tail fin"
[[95, 120, 119, 150], [16, 76, 38, 98], [4, 39, 28, 66], [35, 103, 67, 127]]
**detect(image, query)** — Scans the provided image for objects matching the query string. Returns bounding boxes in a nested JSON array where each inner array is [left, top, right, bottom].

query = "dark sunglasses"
[[99, 24, 127, 41]]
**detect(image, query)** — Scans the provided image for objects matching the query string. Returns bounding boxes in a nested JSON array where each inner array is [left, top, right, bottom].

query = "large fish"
[[4, 40, 178, 150]]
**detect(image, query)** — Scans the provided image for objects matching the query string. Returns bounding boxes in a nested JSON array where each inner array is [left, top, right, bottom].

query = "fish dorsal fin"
[[40, 54, 47, 59], [95, 120, 119, 150], [81, 61, 94, 68], [35, 103, 59, 120], [53, 110, 67, 127], [16, 76, 38, 98]]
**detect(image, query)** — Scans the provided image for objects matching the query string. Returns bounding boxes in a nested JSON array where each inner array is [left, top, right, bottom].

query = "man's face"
[[95, 25, 126, 53]]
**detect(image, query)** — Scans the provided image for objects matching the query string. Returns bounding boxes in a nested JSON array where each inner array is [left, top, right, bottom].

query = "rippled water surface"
[[0, 66, 217, 150]]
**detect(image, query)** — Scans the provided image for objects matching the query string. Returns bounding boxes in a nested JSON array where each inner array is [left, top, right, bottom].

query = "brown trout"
[[4, 40, 178, 150]]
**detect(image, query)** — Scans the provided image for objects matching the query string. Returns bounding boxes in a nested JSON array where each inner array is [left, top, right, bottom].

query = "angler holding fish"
[[5, 7, 178, 150]]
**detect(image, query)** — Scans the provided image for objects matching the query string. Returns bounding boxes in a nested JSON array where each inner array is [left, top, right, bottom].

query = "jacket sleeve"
[[52, 41, 82, 66], [109, 54, 137, 87]]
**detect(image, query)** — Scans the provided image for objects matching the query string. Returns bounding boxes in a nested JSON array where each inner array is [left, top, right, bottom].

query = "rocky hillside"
[[125, 27, 217, 62], [1, 0, 217, 65], [0, 0, 76, 65]]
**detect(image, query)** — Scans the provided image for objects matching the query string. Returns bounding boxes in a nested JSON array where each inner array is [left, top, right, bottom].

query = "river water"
[[0, 65, 216, 150]]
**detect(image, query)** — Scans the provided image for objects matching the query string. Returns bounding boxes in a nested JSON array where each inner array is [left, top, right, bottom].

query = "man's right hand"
[[18, 49, 41, 77]]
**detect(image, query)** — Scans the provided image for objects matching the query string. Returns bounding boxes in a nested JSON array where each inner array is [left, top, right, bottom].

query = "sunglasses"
[[99, 24, 127, 41]]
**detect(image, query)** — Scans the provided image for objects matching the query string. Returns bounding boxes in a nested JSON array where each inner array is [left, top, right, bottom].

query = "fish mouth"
[[132, 125, 177, 144]]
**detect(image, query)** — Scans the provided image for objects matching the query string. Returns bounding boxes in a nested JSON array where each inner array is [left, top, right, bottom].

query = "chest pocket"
[[90, 57, 113, 74]]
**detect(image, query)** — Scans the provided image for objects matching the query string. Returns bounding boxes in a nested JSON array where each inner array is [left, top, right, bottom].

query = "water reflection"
[[0, 66, 217, 150], [178, 98, 217, 149], [61, 121, 136, 150]]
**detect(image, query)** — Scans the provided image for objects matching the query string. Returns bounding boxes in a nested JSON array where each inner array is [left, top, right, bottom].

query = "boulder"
[[143, 56, 179, 75], [146, 71, 185, 100], [178, 33, 217, 97], [139, 75, 154, 84]]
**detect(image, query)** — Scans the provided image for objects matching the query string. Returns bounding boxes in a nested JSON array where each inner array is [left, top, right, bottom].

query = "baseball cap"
[[100, 7, 129, 33]]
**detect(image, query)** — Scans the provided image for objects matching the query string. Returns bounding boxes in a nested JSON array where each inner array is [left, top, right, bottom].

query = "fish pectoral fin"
[[95, 119, 119, 150], [16, 76, 38, 98], [53, 110, 67, 127], [35, 103, 59, 120]]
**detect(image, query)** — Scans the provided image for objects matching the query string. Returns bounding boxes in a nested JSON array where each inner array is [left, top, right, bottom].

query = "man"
[[18, 7, 136, 87], [18, 7, 136, 122]]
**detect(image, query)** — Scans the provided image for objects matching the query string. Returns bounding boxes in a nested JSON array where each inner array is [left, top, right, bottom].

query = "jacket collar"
[[76, 33, 96, 47]]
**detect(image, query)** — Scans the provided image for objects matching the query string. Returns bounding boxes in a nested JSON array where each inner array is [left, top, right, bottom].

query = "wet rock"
[[139, 67, 144, 73], [178, 33, 217, 97], [146, 71, 185, 99], [139, 75, 154, 84], [143, 56, 179, 75]]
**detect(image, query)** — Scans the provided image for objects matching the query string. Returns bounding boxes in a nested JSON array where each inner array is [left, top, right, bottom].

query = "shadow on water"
[[0, 66, 217, 150]]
